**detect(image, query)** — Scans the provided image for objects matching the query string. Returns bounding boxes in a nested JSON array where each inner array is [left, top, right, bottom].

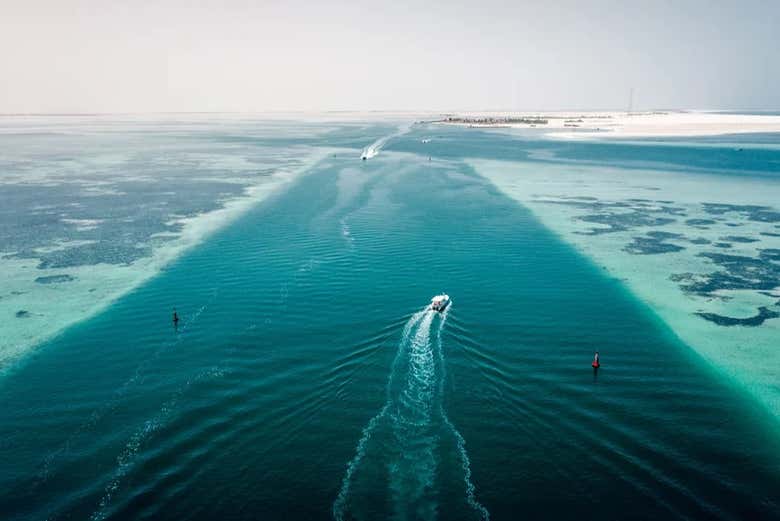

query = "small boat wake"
[[89, 365, 226, 521], [31, 294, 217, 492], [333, 302, 489, 520], [360, 123, 413, 160], [435, 312, 490, 521]]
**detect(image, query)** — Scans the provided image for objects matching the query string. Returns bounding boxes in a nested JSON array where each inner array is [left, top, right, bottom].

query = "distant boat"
[[421, 138, 431, 143], [430, 294, 450, 312]]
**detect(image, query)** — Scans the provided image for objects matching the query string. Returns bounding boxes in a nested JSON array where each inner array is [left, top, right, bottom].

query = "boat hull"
[[431, 300, 450, 312]]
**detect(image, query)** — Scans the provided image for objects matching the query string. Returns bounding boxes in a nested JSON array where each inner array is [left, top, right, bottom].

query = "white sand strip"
[[438, 111, 780, 139]]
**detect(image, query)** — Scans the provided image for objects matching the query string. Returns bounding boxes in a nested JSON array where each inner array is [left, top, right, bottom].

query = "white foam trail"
[[435, 309, 490, 520], [334, 305, 489, 520], [360, 123, 413, 160], [339, 217, 354, 247], [388, 310, 438, 521], [333, 309, 428, 521], [89, 366, 226, 521], [31, 294, 216, 490]]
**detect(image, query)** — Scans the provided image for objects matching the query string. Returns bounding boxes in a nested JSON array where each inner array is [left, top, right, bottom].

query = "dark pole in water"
[[173, 308, 179, 329]]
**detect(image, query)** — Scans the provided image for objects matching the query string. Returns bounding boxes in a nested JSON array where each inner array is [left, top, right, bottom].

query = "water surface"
[[1, 120, 779, 520]]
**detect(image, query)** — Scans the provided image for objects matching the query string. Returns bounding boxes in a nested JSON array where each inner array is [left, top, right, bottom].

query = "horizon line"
[[1, 107, 779, 117]]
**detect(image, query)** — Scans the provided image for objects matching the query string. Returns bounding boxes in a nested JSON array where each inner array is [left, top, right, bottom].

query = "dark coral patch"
[[674, 252, 780, 296], [697, 306, 779, 327], [702, 203, 780, 223], [538, 197, 683, 234], [646, 231, 684, 240], [624, 232, 685, 255], [686, 218, 716, 226], [624, 239, 685, 255], [720, 235, 759, 243], [35, 274, 76, 284], [578, 212, 676, 235]]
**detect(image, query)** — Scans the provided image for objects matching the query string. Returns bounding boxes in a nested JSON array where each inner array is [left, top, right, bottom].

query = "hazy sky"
[[2, 0, 778, 113]]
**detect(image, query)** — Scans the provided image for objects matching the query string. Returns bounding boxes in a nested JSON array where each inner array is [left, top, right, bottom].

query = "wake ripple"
[[333, 303, 489, 520], [333, 309, 427, 521], [89, 365, 226, 521], [435, 310, 490, 521], [389, 310, 437, 520], [31, 295, 217, 492], [360, 123, 413, 160]]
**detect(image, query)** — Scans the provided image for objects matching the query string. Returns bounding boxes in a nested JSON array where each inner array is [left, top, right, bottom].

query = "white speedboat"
[[430, 294, 450, 312]]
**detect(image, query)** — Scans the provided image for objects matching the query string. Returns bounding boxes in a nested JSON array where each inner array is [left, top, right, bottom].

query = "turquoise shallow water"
[[1, 121, 780, 520]]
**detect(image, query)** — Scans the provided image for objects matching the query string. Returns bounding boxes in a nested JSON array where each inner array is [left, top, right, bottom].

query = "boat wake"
[[339, 217, 354, 247], [31, 294, 216, 492], [360, 123, 413, 160], [435, 312, 490, 521], [333, 304, 489, 520], [89, 365, 226, 521]]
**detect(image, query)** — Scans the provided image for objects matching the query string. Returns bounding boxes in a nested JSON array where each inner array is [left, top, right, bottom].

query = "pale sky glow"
[[1, 0, 778, 113]]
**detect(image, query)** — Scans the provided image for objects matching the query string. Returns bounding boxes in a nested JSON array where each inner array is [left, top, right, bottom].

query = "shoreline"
[[436, 111, 780, 139]]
